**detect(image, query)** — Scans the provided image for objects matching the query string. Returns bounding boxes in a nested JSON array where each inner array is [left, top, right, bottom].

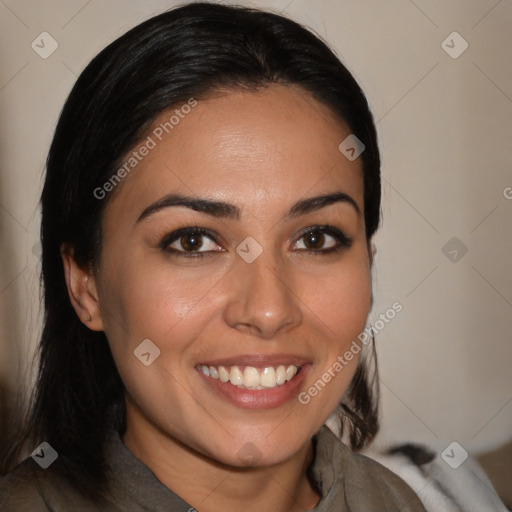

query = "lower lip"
[[197, 365, 311, 410]]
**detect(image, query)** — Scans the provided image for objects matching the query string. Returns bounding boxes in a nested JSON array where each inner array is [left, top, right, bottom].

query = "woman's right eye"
[[159, 227, 223, 258]]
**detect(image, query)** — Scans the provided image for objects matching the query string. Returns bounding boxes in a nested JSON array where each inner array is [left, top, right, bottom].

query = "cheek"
[[297, 262, 371, 415], [97, 260, 224, 422], [305, 260, 372, 342], [103, 254, 224, 337]]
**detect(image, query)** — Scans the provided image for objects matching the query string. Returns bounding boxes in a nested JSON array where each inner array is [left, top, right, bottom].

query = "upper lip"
[[197, 354, 311, 368]]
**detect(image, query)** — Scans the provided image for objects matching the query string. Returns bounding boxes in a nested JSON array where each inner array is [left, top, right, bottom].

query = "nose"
[[223, 254, 303, 339]]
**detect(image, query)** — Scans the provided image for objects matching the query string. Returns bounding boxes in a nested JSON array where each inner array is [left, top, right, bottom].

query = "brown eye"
[[180, 233, 203, 251], [303, 231, 325, 250], [160, 227, 222, 257], [293, 225, 352, 253]]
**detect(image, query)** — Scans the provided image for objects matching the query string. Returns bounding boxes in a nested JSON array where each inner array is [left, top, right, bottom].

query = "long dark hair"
[[3, 1, 381, 503]]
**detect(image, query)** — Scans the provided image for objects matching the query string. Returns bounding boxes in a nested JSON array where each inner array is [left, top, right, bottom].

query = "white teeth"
[[200, 364, 301, 389], [243, 366, 260, 387], [260, 367, 276, 388], [229, 366, 244, 386], [286, 365, 297, 381], [218, 366, 230, 383], [276, 365, 286, 385], [209, 366, 218, 379]]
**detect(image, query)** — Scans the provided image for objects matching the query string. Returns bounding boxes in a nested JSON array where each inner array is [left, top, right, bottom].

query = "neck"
[[122, 401, 320, 512]]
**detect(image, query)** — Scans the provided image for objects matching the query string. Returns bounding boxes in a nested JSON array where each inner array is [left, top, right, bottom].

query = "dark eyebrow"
[[136, 191, 360, 223], [285, 192, 360, 219], [137, 194, 240, 222]]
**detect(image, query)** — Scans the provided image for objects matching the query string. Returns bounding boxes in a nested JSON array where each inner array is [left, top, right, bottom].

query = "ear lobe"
[[61, 244, 104, 331], [367, 240, 376, 268]]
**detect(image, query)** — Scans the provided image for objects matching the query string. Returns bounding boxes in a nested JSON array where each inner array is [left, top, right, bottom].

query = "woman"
[[1, 2, 427, 510]]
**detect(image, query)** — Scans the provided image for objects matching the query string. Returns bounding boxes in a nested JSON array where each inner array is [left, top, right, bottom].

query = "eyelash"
[[158, 225, 352, 259]]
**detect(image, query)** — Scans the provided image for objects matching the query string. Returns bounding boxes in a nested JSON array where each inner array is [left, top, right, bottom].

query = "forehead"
[[104, 85, 364, 223]]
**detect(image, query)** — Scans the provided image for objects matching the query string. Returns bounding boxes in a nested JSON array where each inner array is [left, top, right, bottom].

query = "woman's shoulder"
[[313, 426, 428, 511], [1, 456, 62, 511], [0, 456, 103, 512], [1, 459, 43, 510], [342, 443, 428, 509], [0, 432, 195, 512]]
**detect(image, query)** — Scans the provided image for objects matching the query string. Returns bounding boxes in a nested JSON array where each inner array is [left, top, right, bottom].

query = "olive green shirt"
[[0, 426, 426, 511]]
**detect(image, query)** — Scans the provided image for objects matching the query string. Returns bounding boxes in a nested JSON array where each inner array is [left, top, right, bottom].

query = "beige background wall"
[[0, 0, 511, 457]]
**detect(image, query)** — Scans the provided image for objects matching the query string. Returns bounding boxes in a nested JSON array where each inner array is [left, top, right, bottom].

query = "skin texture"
[[62, 84, 373, 512]]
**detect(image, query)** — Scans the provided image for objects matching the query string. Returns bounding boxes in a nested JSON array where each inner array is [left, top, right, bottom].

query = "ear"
[[367, 239, 376, 269], [61, 244, 104, 331], [368, 240, 376, 310]]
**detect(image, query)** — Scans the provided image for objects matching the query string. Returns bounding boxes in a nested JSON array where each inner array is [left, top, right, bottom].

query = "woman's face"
[[93, 84, 372, 467]]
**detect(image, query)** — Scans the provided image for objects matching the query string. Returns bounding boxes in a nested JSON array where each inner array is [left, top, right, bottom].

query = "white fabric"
[[362, 443, 509, 512]]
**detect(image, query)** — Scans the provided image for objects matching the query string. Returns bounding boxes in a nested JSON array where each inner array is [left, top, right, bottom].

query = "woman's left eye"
[[292, 226, 352, 254]]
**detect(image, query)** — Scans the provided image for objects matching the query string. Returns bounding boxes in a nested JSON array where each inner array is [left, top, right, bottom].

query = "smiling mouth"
[[198, 364, 302, 390]]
